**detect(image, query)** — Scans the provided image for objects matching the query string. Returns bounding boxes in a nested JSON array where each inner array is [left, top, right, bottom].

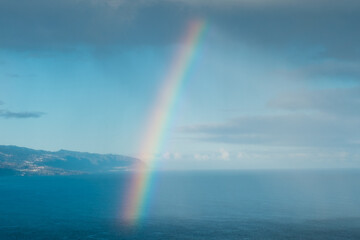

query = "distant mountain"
[[0, 145, 142, 176]]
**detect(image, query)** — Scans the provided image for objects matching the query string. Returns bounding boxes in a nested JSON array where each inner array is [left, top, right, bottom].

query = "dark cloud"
[[181, 113, 360, 147], [0, 0, 188, 50], [0, 110, 45, 119], [5, 73, 21, 78], [205, 0, 360, 60], [1, 0, 360, 60], [3, 73, 37, 79]]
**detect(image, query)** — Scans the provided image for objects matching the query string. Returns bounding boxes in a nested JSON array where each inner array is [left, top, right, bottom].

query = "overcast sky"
[[1, 0, 360, 169]]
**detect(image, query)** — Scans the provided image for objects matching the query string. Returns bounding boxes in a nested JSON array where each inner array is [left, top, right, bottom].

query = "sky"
[[1, 0, 360, 169]]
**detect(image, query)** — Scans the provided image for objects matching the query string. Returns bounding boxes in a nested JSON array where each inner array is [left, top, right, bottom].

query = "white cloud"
[[237, 152, 244, 159], [162, 152, 171, 160], [194, 153, 210, 161], [173, 152, 182, 159], [161, 152, 183, 160], [219, 148, 229, 161]]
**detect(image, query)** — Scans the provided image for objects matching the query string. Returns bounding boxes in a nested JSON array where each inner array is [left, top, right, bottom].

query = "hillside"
[[0, 145, 141, 176]]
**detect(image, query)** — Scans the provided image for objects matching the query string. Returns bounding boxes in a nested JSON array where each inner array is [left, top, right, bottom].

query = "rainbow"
[[122, 19, 207, 225]]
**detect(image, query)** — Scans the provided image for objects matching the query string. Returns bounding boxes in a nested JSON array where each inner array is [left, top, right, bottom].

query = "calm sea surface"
[[1, 170, 360, 239]]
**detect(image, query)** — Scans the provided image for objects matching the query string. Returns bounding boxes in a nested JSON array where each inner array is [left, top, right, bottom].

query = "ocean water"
[[1, 170, 360, 239]]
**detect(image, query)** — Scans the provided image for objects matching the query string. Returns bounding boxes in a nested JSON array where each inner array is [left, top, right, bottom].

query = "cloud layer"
[[0, 110, 44, 119], [182, 86, 360, 148], [182, 114, 359, 147], [268, 87, 360, 115], [1, 0, 360, 60], [0, 101, 44, 119]]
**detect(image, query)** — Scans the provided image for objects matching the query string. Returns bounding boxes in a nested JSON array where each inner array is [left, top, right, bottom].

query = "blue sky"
[[1, 0, 360, 169]]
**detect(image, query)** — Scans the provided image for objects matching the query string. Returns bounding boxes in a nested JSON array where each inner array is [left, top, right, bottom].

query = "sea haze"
[[1, 170, 360, 239]]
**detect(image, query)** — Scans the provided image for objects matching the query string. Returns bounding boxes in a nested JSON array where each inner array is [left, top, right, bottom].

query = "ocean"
[[1, 170, 360, 239]]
